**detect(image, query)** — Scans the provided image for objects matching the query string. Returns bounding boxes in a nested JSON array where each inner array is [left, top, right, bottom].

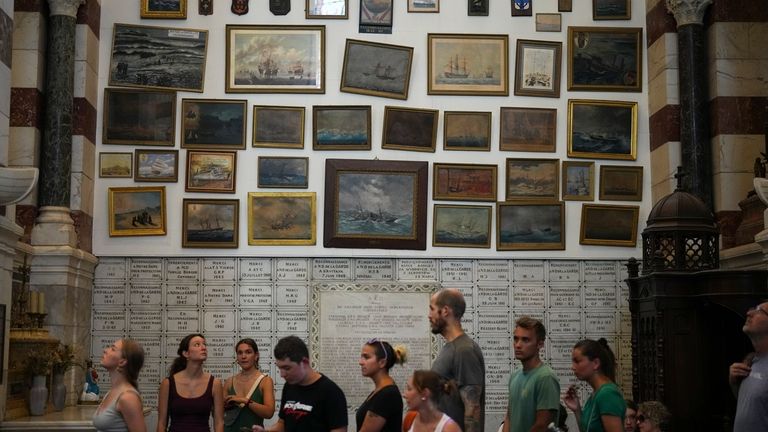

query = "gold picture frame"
[[248, 192, 316, 245], [579, 203, 639, 247], [108, 186, 167, 237], [140, 0, 187, 19], [567, 99, 637, 160]]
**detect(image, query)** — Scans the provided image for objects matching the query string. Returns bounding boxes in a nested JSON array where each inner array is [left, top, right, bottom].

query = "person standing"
[[429, 289, 485, 431], [403, 370, 461, 432], [729, 301, 768, 431], [502, 317, 560, 432], [92, 338, 146, 432], [357, 339, 406, 432], [223, 338, 275, 432]]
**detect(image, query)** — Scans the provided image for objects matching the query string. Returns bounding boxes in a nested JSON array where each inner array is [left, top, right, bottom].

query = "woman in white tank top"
[[92, 338, 146, 432], [402, 370, 461, 432]]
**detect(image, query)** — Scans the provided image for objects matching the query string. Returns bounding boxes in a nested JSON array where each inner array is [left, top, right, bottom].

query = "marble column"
[[666, 0, 713, 210]]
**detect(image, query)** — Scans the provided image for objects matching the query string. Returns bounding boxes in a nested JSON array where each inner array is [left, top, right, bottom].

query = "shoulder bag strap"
[[246, 374, 266, 401]]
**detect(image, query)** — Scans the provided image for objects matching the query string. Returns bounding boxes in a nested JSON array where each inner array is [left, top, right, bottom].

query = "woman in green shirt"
[[223, 339, 275, 432]]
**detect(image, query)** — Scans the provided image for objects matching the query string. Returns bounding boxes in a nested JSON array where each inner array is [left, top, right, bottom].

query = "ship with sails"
[[444, 55, 469, 79]]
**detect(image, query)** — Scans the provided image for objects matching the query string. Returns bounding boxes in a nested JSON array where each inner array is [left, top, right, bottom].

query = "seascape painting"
[[568, 27, 642, 91], [443, 112, 491, 150], [506, 158, 559, 200], [248, 193, 316, 245], [109, 187, 166, 236], [433, 205, 491, 248], [594, 0, 630, 19], [340, 39, 413, 100], [428, 34, 508, 95], [500, 108, 556, 152], [182, 199, 238, 248], [253, 106, 305, 148], [135, 150, 178, 182], [580, 204, 638, 246], [382, 107, 438, 152], [181, 99, 246, 149], [258, 157, 308, 188], [498, 202, 564, 250], [433, 164, 497, 202], [186, 151, 236, 193], [313, 106, 371, 150], [568, 100, 637, 160], [103, 89, 176, 146], [99, 153, 132, 178], [336, 172, 415, 237], [562, 161, 594, 201]]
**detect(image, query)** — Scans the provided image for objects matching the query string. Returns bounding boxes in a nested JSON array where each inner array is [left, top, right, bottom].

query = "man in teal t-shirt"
[[503, 316, 560, 432]]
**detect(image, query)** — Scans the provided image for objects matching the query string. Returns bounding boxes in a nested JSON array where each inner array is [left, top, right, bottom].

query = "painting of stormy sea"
[[336, 173, 415, 237]]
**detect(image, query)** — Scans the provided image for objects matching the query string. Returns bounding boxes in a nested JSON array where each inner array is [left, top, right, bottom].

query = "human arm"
[[155, 378, 169, 432], [116, 391, 146, 432], [330, 427, 348, 432], [502, 411, 509, 432], [248, 375, 276, 419], [530, 410, 557, 432], [599, 415, 624, 432], [252, 419, 284, 432], [562, 385, 582, 431], [212, 377, 225, 432], [729, 362, 751, 397], [443, 418, 462, 432], [359, 410, 387, 432], [459, 384, 483, 432]]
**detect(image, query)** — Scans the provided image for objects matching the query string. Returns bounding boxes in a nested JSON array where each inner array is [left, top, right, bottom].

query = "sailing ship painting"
[[336, 173, 415, 237], [184, 200, 237, 245], [444, 112, 490, 150], [434, 205, 490, 247], [436, 48, 500, 85], [570, 102, 634, 157], [428, 35, 508, 95], [136, 151, 177, 181], [570, 28, 640, 89], [248, 193, 315, 244], [498, 203, 564, 250], [258, 157, 308, 188], [564, 164, 592, 197], [506, 159, 558, 200], [341, 40, 413, 98]]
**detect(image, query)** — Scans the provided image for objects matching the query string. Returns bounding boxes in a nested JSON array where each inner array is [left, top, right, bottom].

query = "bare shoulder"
[[444, 418, 462, 432]]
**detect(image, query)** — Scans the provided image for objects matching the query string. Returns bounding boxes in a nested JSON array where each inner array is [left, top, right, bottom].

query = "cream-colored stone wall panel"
[[650, 141, 681, 185], [714, 172, 754, 212], [70, 171, 93, 214], [710, 59, 768, 98], [748, 23, 768, 60], [652, 178, 674, 203], [75, 25, 100, 71], [71, 135, 95, 177], [8, 126, 40, 166], [708, 22, 750, 60], [0, 114, 8, 166], [648, 69, 679, 116], [711, 134, 764, 174], [647, 33, 678, 81], [10, 49, 45, 90], [12, 12, 45, 51]]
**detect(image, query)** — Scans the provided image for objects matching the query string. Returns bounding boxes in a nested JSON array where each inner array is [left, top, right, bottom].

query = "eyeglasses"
[[636, 415, 646, 423], [367, 338, 388, 361], [748, 305, 768, 318]]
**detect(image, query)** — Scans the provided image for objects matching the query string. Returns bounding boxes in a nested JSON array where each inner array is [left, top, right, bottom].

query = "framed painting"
[[536, 13, 562, 32], [135, 149, 178, 182], [99, 153, 132, 178], [567, 99, 637, 160], [182, 198, 239, 248], [427, 33, 509, 96], [323, 159, 428, 250], [340, 39, 414, 100], [225, 25, 325, 94], [558, 0, 572, 11], [433, 204, 492, 248], [108, 186, 166, 237], [185, 150, 237, 193], [443, 111, 491, 151], [313, 105, 371, 150], [468, 0, 489, 16], [102, 88, 176, 146], [408, 0, 438, 12], [500, 107, 557, 152], [252, 106, 305, 149], [593, 0, 631, 20], [511, 0, 533, 16], [514, 39, 562, 98], [382, 106, 439, 152], [140, 0, 187, 19], [359, 0, 393, 34], [562, 161, 594, 201], [306, 0, 348, 18], [599, 165, 643, 201], [506, 158, 560, 201], [109, 24, 207, 92], [580, 203, 639, 246], [258, 156, 309, 188], [497, 201, 565, 250], [181, 99, 247, 150], [568, 26, 643, 92], [248, 192, 316, 245], [433, 163, 497, 202]]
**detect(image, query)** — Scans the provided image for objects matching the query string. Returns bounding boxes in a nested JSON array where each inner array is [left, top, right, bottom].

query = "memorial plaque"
[[618, 336, 632, 362], [585, 311, 618, 334], [166, 284, 200, 307], [276, 259, 309, 280], [93, 309, 127, 332], [485, 361, 512, 386], [240, 258, 273, 281], [166, 259, 200, 282], [95, 258, 128, 279], [166, 334, 188, 358], [548, 338, 575, 362], [354, 259, 395, 280], [455, 285, 474, 309], [548, 260, 580, 282], [93, 282, 127, 306], [485, 388, 509, 412], [166, 309, 201, 333], [397, 259, 438, 281], [548, 284, 582, 308], [129, 258, 163, 280], [619, 284, 630, 306], [204, 310, 236, 332], [277, 310, 308, 333], [129, 283, 163, 306], [477, 335, 511, 362], [251, 334, 274, 367], [131, 334, 163, 358], [312, 258, 352, 280], [203, 258, 237, 282], [477, 310, 511, 333], [512, 260, 545, 282], [276, 284, 309, 306], [205, 334, 237, 360], [462, 314, 475, 335], [239, 284, 273, 307], [206, 362, 238, 380], [440, 260, 473, 283], [240, 309, 273, 332], [142, 390, 159, 409], [547, 310, 582, 336], [511, 309, 546, 325], [584, 261, 617, 282], [513, 285, 546, 309], [584, 284, 617, 308], [129, 309, 163, 332], [619, 311, 631, 335], [203, 284, 236, 306], [137, 361, 162, 387], [477, 284, 510, 308], [477, 260, 510, 282], [91, 334, 118, 358], [551, 362, 580, 394]]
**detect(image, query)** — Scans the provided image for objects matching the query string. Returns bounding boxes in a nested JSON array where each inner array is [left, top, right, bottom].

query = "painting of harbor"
[[443, 112, 491, 150], [258, 157, 308, 188], [341, 39, 413, 100], [109, 187, 166, 236], [505, 158, 559, 200], [497, 202, 564, 250], [186, 151, 236, 193], [568, 100, 637, 160], [253, 106, 305, 148], [99, 153, 132, 178], [181, 99, 246, 149], [313, 106, 371, 150], [248, 193, 316, 245], [182, 199, 238, 248], [433, 205, 491, 248], [568, 27, 642, 91], [103, 88, 176, 146], [428, 34, 508, 95]]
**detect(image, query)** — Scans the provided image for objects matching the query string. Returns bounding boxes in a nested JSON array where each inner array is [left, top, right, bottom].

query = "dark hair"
[[411, 370, 456, 404], [574, 338, 617, 381], [274, 335, 309, 364], [236, 338, 260, 369], [168, 333, 205, 376], [434, 289, 466, 320], [626, 399, 637, 412], [121, 338, 145, 389], [515, 316, 546, 342], [364, 340, 406, 371]]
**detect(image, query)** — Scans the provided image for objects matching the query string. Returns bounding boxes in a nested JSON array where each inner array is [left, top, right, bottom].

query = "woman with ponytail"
[[93, 338, 146, 432], [563, 338, 626, 432], [223, 338, 275, 432], [402, 370, 460, 432], [157, 334, 224, 432], [356, 339, 407, 432]]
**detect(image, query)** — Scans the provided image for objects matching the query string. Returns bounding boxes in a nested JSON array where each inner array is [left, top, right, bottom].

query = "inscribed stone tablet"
[[477, 260, 510, 282], [548, 260, 580, 282], [204, 310, 236, 332], [276, 284, 309, 306], [485, 361, 512, 387], [548, 284, 582, 308], [129, 283, 163, 306], [239, 284, 273, 307], [477, 310, 511, 333], [440, 260, 473, 283], [166, 258, 200, 282], [354, 259, 395, 280], [93, 282, 127, 306], [477, 336, 511, 362], [513, 284, 546, 309], [240, 258, 273, 280], [93, 309, 126, 332], [130, 334, 163, 358], [277, 310, 308, 333], [312, 258, 352, 280], [513, 260, 545, 282], [584, 284, 617, 308], [165, 284, 200, 307], [203, 258, 236, 282], [477, 284, 510, 308], [397, 259, 438, 280], [203, 284, 236, 306], [130, 258, 163, 280], [240, 309, 273, 332], [166, 309, 200, 333], [205, 334, 237, 360], [91, 334, 118, 358], [129, 309, 163, 332], [584, 261, 616, 282], [547, 310, 582, 336], [95, 258, 127, 279], [585, 311, 618, 334], [276, 258, 309, 280]]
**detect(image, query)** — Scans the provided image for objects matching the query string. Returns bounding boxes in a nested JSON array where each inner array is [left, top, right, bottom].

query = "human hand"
[[562, 385, 580, 412], [729, 362, 751, 385], [251, 426, 266, 432]]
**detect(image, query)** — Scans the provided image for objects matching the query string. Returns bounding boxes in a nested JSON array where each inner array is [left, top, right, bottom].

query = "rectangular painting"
[[359, 0, 393, 34], [535, 13, 562, 32], [433, 204, 492, 248], [323, 159, 428, 250], [433, 163, 497, 202], [226, 25, 325, 93], [468, 0, 489, 16], [340, 39, 413, 100], [497, 201, 565, 250], [109, 24, 207, 92], [427, 33, 509, 96], [580, 203, 639, 246], [558, 0, 572, 11], [141, 0, 187, 19], [185, 150, 237, 193], [108, 186, 166, 237], [511, 0, 533, 16], [514, 39, 561, 98], [567, 99, 637, 160], [258, 156, 309, 188], [313, 105, 371, 150], [562, 161, 594, 201], [599, 165, 643, 201], [99, 153, 132, 178], [102, 88, 176, 146], [506, 158, 559, 201], [182, 199, 239, 248], [443, 111, 491, 151], [382, 106, 439, 152], [500, 107, 557, 152], [408, 0, 438, 12], [248, 192, 316, 245], [306, 0, 348, 18], [593, 0, 631, 20], [181, 99, 247, 150], [568, 26, 642, 92], [252, 106, 305, 148], [135, 149, 178, 182]]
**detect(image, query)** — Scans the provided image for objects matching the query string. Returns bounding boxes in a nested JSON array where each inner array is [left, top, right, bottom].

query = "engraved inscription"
[[167, 259, 200, 281], [93, 282, 127, 306], [129, 309, 163, 332], [354, 259, 395, 280], [203, 284, 236, 306], [397, 259, 438, 281], [277, 310, 308, 333], [486, 361, 512, 387], [312, 258, 352, 280], [240, 309, 273, 332], [129, 283, 163, 306], [440, 260, 473, 283], [514, 285, 546, 309], [548, 261, 580, 282], [166, 309, 200, 333], [485, 388, 509, 413], [548, 338, 575, 362], [131, 335, 163, 358], [93, 310, 126, 332], [276, 284, 308, 306], [239, 284, 273, 307], [205, 335, 237, 359], [585, 311, 618, 334], [204, 310, 236, 332], [584, 261, 616, 282], [477, 336, 511, 362], [129, 258, 163, 280], [549, 284, 582, 308], [476, 260, 509, 281], [477, 310, 511, 333], [166, 284, 199, 307], [240, 258, 273, 280], [513, 260, 545, 282], [91, 335, 117, 358], [203, 259, 236, 282], [276, 259, 309, 280], [95, 258, 127, 279], [584, 285, 617, 308], [477, 284, 510, 308], [547, 310, 582, 335]]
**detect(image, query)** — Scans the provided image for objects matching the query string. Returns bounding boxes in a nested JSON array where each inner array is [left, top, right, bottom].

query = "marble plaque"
[[584, 261, 617, 282], [93, 282, 127, 306], [137, 361, 162, 387], [584, 284, 617, 308], [203, 284, 236, 306], [462, 314, 475, 335], [277, 310, 308, 333], [129, 283, 163, 306], [203, 258, 237, 282], [547, 310, 582, 335], [618, 336, 632, 361], [130, 334, 163, 358], [205, 334, 238, 360], [354, 259, 395, 280], [548, 260, 580, 282], [206, 362, 238, 380], [551, 362, 581, 394], [166, 284, 200, 307], [440, 260, 473, 283], [397, 259, 438, 281], [239, 284, 273, 307], [456, 285, 474, 309], [91, 334, 117, 358], [251, 334, 274, 367], [511, 310, 546, 324], [239, 258, 273, 281], [129, 258, 163, 280], [142, 390, 159, 409], [166, 259, 200, 282], [166, 334, 186, 359], [619, 311, 631, 334], [477, 310, 511, 333], [485, 388, 509, 412], [276, 284, 309, 306], [477, 284, 510, 308], [276, 258, 309, 280], [513, 260, 545, 282], [485, 360, 512, 386], [548, 284, 582, 308], [548, 338, 575, 362], [95, 258, 128, 279], [312, 258, 352, 280], [129, 309, 163, 332], [476, 260, 510, 282], [513, 284, 546, 309], [166, 309, 201, 333], [93, 309, 127, 332], [240, 309, 273, 332], [619, 284, 630, 306], [204, 310, 236, 332], [585, 311, 618, 334], [477, 335, 511, 362]]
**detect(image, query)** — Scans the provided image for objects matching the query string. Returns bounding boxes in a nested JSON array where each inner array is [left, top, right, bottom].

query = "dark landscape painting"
[[498, 202, 564, 250], [182, 100, 246, 149], [258, 157, 308, 188], [103, 89, 176, 146], [569, 27, 641, 91], [570, 102, 634, 158]]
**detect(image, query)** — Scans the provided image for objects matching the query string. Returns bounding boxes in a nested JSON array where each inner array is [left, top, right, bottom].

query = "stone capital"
[[47, 0, 85, 18], [666, 0, 712, 27]]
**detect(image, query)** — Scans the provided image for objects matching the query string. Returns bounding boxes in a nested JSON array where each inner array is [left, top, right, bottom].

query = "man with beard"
[[429, 289, 485, 431], [729, 300, 768, 431]]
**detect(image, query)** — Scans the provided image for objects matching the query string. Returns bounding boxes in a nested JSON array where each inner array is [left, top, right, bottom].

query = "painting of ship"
[[363, 62, 396, 80], [498, 203, 563, 248], [444, 55, 469, 78], [137, 152, 176, 180], [336, 172, 415, 237], [185, 201, 236, 244], [249, 194, 314, 244], [565, 167, 590, 196], [434, 206, 490, 247], [270, 212, 295, 230]]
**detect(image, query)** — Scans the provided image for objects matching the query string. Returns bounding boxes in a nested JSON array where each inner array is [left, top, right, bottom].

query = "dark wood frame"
[[102, 88, 176, 146], [599, 165, 643, 201], [497, 201, 565, 250], [134, 149, 179, 183], [500, 107, 557, 152], [340, 39, 414, 100], [252, 105, 306, 149], [514, 39, 562, 97], [443, 111, 492, 151], [505, 158, 560, 201], [181, 99, 247, 150], [567, 26, 643, 92], [312, 105, 372, 150], [579, 203, 639, 246], [433, 163, 497, 202], [427, 33, 509, 96], [185, 150, 237, 193], [182, 198, 239, 248], [432, 204, 492, 248], [99, 152, 133, 178], [382, 106, 439, 152], [257, 156, 309, 189]]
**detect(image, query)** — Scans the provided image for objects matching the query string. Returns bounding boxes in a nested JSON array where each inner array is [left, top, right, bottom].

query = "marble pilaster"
[[0, 216, 24, 422]]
